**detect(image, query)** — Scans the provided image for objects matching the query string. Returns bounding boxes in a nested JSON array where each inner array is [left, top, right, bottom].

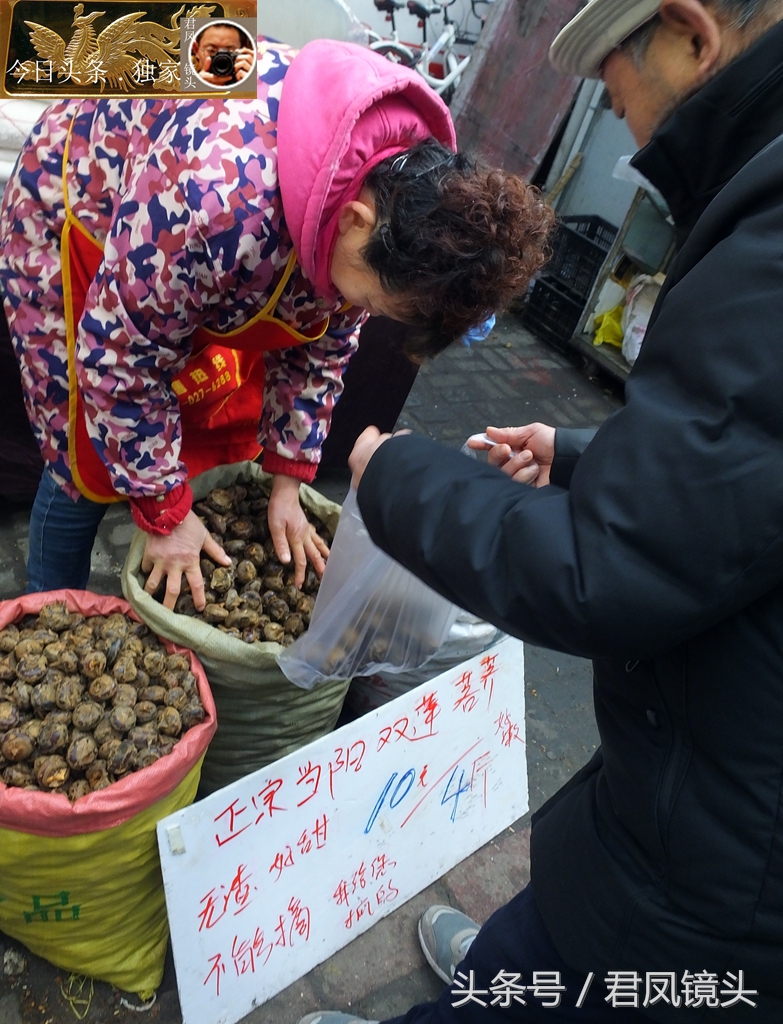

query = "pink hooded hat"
[[276, 40, 456, 301]]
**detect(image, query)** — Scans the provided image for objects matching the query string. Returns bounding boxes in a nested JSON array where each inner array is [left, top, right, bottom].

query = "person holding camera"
[[191, 22, 255, 86]]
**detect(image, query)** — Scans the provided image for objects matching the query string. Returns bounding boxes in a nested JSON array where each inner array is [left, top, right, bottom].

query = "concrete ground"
[[0, 314, 623, 1024]]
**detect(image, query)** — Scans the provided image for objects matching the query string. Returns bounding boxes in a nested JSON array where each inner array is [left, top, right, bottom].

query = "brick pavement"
[[0, 314, 622, 1024], [396, 315, 619, 447]]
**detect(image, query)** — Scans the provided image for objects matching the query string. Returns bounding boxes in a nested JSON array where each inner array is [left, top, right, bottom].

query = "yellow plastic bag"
[[593, 302, 625, 348], [0, 590, 217, 998], [0, 762, 201, 998]]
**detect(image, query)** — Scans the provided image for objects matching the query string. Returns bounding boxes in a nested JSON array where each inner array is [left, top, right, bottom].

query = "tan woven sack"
[[122, 463, 347, 794]]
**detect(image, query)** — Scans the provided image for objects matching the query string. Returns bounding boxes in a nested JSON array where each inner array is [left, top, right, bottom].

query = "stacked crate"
[[522, 215, 617, 352]]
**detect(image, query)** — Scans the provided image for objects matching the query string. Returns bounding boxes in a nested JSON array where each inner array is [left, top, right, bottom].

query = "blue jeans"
[[385, 885, 642, 1023], [26, 469, 108, 592]]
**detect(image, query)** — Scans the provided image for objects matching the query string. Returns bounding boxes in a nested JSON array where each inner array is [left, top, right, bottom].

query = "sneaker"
[[418, 905, 480, 985], [297, 1014, 378, 1024]]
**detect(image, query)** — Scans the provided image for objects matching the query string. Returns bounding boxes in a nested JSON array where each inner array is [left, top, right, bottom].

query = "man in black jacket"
[[299, 0, 783, 1021]]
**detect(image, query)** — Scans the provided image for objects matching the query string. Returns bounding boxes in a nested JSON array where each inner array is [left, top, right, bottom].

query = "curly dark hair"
[[361, 139, 554, 359]]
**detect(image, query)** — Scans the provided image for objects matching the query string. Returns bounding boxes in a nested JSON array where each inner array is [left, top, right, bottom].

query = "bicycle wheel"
[[370, 41, 419, 68]]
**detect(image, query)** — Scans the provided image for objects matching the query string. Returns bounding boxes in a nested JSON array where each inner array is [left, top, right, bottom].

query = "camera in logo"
[[190, 20, 255, 88], [209, 48, 237, 78]]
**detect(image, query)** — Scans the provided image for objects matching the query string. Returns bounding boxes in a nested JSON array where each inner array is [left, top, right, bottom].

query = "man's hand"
[[267, 474, 329, 589], [467, 423, 556, 486], [348, 426, 395, 490], [198, 47, 255, 85], [231, 48, 255, 81], [142, 510, 231, 612]]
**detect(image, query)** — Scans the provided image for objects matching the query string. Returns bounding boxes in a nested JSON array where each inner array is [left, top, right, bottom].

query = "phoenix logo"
[[11, 2, 218, 90]]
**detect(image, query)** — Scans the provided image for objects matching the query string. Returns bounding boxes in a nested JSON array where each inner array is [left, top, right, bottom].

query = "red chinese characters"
[[269, 813, 329, 881], [480, 653, 498, 707], [198, 864, 255, 931], [495, 710, 524, 748], [377, 692, 441, 751], [212, 777, 287, 848], [213, 798, 251, 848], [453, 657, 501, 714], [332, 855, 400, 930], [328, 741, 366, 799], [202, 896, 312, 996], [453, 670, 480, 713], [296, 760, 321, 806]]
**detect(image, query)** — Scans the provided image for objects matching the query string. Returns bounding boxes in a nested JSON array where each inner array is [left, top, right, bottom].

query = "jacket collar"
[[632, 17, 783, 239]]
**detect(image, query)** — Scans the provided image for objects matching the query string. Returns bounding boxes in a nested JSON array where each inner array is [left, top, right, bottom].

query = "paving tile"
[[468, 349, 511, 372], [310, 882, 450, 1005], [409, 404, 453, 424], [442, 826, 532, 925], [444, 346, 474, 361], [358, 967, 444, 1022], [238, 975, 321, 1024], [436, 387, 487, 407], [428, 373, 471, 391], [400, 391, 423, 409]]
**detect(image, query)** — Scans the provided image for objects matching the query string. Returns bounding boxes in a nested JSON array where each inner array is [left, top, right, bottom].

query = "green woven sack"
[[121, 462, 348, 794]]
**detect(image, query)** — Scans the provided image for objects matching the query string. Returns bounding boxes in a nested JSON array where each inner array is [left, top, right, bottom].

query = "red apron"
[[60, 122, 329, 503]]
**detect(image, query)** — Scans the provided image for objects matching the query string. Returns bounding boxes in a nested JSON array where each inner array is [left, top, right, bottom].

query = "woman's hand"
[[267, 474, 330, 588], [142, 510, 231, 611], [467, 423, 555, 486]]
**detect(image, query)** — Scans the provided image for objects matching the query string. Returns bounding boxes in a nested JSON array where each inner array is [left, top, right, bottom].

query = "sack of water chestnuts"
[[0, 589, 216, 998], [122, 461, 348, 794]]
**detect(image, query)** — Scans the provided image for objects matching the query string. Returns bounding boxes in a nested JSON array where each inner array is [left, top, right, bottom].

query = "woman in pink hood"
[[0, 38, 552, 607]]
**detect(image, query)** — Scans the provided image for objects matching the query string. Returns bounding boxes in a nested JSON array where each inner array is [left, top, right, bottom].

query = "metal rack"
[[569, 189, 676, 384]]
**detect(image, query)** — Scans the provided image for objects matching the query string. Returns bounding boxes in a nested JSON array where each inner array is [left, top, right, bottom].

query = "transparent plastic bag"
[[277, 488, 459, 689], [347, 610, 505, 714]]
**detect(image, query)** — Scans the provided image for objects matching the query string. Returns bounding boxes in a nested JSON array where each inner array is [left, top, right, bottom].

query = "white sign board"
[[157, 637, 527, 1024]]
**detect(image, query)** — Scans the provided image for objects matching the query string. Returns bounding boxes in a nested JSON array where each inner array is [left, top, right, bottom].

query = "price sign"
[[158, 636, 527, 1024]]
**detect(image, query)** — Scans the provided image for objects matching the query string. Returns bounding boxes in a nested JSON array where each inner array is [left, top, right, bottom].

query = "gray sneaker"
[[418, 905, 480, 985], [297, 1014, 378, 1024]]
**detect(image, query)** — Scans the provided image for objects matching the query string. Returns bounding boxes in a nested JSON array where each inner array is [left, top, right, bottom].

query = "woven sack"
[[0, 589, 216, 998], [122, 462, 348, 794]]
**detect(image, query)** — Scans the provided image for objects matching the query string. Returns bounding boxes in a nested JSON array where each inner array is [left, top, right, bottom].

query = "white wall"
[[557, 108, 639, 229]]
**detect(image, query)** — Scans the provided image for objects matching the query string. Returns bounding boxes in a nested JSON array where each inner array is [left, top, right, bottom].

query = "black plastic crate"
[[545, 214, 618, 302], [520, 275, 585, 352]]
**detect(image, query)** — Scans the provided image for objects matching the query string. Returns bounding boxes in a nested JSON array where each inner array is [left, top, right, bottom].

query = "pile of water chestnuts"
[[0, 602, 206, 799], [147, 483, 324, 646]]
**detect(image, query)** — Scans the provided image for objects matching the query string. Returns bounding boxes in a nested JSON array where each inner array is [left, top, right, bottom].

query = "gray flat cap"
[[549, 0, 661, 78]]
